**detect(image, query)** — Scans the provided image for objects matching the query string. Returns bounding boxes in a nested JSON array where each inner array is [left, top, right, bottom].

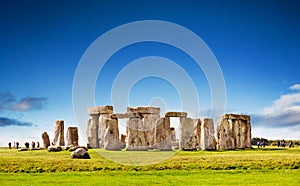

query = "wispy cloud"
[[252, 84, 300, 128], [0, 117, 33, 127], [0, 92, 47, 112], [290, 84, 300, 90]]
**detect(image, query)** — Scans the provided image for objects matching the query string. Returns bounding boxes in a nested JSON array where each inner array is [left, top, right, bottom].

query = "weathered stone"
[[70, 148, 90, 159], [165, 112, 187, 118], [87, 105, 113, 114], [144, 113, 160, 148], [127, 106, 160, 114], [42, 132, 50, 149], [120, 134, 126, 148], [155, 117, 172, 150], [98, 113, 112, 148], [68, 146, 88, 151], [86, 114, 99, 148], [52, 120, 65, 146], [47, 146, 62, 152], [200, 118, 216, 150], [179, 117, 200, 150], [170, 127, 176, 142], [111, 113, 142, 119], [66, 127, 78, 146], [126, 117, 147, 150], [104, 118, 122, 150], [216, 114, 251, 150]]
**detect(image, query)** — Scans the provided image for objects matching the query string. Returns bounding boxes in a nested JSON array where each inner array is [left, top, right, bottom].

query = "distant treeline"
[[252, 137, 300, 146]]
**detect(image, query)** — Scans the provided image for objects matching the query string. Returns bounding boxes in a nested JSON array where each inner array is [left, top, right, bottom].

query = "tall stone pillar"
[[200, 118, 216, 150], [53, 120, 65, 146], [42, 132, 50, 149], [155, 117, 172, 150], [126, 117, 147, 150], [179, 117, 200, 150], [104, 118, 121, 150], [86, 113, 99, 148], [143, 113, 160, 149], [66, 127, 78, 146]]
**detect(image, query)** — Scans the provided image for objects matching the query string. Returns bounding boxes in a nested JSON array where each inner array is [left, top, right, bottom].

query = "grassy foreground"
[[0, 147, 300, 185]]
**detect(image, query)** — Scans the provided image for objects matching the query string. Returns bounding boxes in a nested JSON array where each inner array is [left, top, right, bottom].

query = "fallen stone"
[[70, 148, 90, 159], [47, 146, 62, 152]]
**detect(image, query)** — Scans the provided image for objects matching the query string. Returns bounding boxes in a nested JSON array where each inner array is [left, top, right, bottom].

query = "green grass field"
[[0, 147, 300, 185]]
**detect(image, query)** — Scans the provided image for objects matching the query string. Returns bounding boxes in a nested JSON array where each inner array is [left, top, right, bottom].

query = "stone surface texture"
[[66, 127, 78, 146], [216, 114, 251, 150], [200, 118, 216, 150], [70, 148, 90, 159], [52, 120, 65, 146], [42, 132, 50, 149]]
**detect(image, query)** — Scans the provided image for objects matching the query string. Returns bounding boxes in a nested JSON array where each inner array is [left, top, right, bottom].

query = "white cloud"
[[252, 84, 300, 128], [290, 84, 300, 90]]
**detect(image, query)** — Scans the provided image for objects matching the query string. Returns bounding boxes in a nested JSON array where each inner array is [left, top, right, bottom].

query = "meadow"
[[0, 147, 299, 185]]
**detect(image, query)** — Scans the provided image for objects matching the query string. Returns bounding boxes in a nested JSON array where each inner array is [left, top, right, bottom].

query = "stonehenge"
[[86, 105, 252, 151], [216, 114, 251, 149], [42, 120, 79, 149]]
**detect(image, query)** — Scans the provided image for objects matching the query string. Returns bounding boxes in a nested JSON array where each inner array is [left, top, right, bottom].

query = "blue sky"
[[1, 0, 300, 146]]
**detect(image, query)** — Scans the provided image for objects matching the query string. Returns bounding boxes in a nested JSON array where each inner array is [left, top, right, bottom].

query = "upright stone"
[[66, 127, 78, 146], [42, 132, 50, 149], [98, 113, 112, 148], [120, 134, 126, 148], [143, 113, 160, 148], [53, 120, 65, 146], [104, 118, 122, 150], [155, 117, 172, 150], [216, 114, 251, 150], [200, 118, 216, 150], [179, 117, 199, 150], [86, 113, 99, 148], [126, 117, 147, 150]]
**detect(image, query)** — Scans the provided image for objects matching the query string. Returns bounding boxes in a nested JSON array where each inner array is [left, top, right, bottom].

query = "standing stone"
[[127, 117, 147, 150], [216, 114, 251, 150], [200, 118, 216, 150], [66, 127, 78, 146], [53, 120, 65, 146], [170, 127, 176, 143], [155, 117, 172, 150], [86, 113, 99, 148], [120, 134, 126, 149], [179, 117, 200, 150], [143, 113, 160, 148], [104, 118, 122, 150], [98, 113, 112, 148], [87, 106, 114, 148], [42, 132, 50, 149]]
